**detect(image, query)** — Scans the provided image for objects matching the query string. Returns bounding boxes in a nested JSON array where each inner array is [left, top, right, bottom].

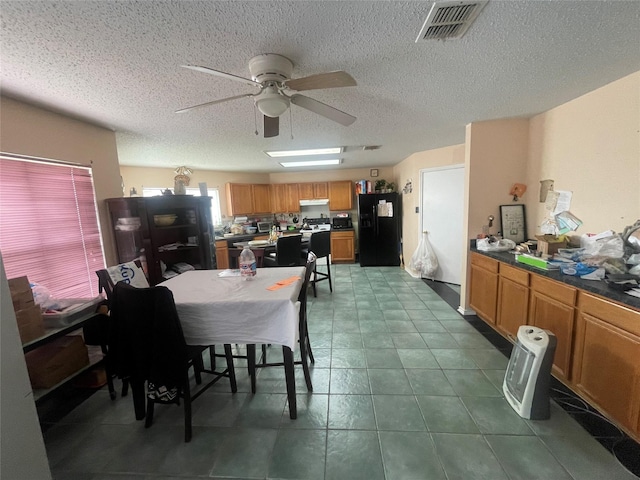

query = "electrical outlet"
[[415, 207, 419, 213]]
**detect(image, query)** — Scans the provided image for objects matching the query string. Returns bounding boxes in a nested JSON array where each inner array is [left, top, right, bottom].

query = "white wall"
[[0, 254, 52, 480]]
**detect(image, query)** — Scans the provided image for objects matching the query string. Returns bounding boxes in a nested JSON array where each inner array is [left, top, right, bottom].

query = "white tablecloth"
[[160, 267, 304, 350]]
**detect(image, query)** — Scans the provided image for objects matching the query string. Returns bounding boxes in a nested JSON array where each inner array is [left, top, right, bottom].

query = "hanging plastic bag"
[[407, 231, 439, 279]]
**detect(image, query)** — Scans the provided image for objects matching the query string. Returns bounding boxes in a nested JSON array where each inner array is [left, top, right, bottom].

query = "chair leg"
[[121, 377, 129, 397], [282, 346, 297, 419], [326, 256, 333, 292], [247, 344, 257, 394], [262, 344, 268, 364], [144, 398, 155, 428], [298, 322, 313, 392], [224, 344, 238, 393], [103, 345, 116, 400], [192, 355, 204, 385], [209, 346, 216, 370], [183, 375, 192, 442], [312, 264, 318, 297]]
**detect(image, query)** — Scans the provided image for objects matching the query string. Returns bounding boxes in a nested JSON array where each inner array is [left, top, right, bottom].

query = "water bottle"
[[239, 246, 256, 280]]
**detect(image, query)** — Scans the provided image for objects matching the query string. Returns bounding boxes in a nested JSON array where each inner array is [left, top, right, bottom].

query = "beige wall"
[[526, 71, 640, 237], [0, 96, 123, 265], [392, 145, 465, 268]]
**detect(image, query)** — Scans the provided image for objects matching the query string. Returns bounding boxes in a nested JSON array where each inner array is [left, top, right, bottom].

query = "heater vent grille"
[[416, 1, 488, 41]]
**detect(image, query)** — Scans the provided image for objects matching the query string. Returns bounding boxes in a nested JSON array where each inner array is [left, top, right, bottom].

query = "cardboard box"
[[8, 276, 35, 311], [535, 235, 568, 256], [16, 304, 45, 344], [25, 335, 89, 389]]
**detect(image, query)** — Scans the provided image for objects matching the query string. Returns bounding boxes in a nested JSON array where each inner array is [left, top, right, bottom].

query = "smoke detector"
[[416, 1, 488, 41]]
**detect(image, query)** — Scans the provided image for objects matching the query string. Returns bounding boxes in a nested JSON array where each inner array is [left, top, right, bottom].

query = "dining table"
[[160, 266, 305, 418]]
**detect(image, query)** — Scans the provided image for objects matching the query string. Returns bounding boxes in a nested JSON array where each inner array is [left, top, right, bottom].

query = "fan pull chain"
[[253, 104, 259, 136], [289, 107, 294, 140]]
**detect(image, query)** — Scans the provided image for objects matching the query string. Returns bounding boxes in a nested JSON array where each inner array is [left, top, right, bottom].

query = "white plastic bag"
[[476, 237, 516, 252], [407, 232, 438, 279]]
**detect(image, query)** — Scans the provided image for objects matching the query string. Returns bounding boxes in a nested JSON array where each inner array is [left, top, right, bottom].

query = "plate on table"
[[248, 240, 269, 246]]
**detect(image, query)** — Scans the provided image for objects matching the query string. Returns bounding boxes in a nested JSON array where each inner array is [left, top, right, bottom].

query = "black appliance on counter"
[[331, 215, 353, 229], [358, 193, 401, 266]]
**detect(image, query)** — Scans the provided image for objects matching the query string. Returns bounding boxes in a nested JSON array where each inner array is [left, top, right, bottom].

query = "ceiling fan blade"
[[284, 71, 356, 91], [290, 94, 356, 126], [264, 115, 279, 138], [181, 65, 262, 88], [175, 93, 253, 114]]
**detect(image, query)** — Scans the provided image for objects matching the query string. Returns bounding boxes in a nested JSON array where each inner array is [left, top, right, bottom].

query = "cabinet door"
[[270, 184, 286, 212], [496, 264, 529, 339], [252, 184, 271, 213], [215, 240, 229, 269], [226, 183, 253, 216], [573, 293, 640, 438], [529, 291, 575, 381], [285, 184, 300, 212], [314, 182, 329, 198], [298, 183, 314, 200], [497, 277, 529, 339], [330, 231, 355, 263], [328, 181, 353, 210], [469, 253, 499, 324]]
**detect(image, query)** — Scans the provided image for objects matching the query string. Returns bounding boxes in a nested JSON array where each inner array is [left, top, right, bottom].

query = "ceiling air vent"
[[415, 1, 488, 42]]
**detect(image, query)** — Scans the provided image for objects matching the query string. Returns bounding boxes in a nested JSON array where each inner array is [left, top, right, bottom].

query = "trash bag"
[[407, 232, 438, 279], [476, 237, 516, 252]]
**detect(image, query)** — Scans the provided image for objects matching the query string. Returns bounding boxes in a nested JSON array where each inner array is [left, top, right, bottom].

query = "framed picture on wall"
[[500, 204, 527, 243], [370, 169, 379, 177]]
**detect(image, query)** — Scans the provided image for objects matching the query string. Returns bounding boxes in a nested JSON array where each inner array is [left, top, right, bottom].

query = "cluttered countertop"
[[470, 233, 640, 311]]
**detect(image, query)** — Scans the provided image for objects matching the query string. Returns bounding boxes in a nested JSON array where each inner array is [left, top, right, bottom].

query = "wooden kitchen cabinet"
[[469, 253, 499, 324], [573, 293, 640, 439], [270, 183, 300, 213], [529, 275, 576, 382], [225, 183, 253, 216], [215, 240, 229, 269], [328, 181, 353, 211], [298, 182, 328, 200], [496, 263, 529, 339], [252, 184, 271, 213], [331, 230, 355, 263]]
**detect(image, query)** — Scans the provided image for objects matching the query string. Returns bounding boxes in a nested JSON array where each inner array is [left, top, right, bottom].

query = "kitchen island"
[[469, 245, 640, 443]]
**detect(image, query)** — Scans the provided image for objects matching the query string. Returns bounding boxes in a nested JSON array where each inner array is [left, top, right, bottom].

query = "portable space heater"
[[503, 325, 557, 420]]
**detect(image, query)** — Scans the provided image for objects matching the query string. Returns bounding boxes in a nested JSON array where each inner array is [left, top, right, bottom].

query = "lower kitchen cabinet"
[[215, 240, 229, 269], [573, 293, 640, 438], [496, 263, 529, 339], [330, 230, 355, 263], [529, 275, 576, 382], [469, 253, 499, 324]]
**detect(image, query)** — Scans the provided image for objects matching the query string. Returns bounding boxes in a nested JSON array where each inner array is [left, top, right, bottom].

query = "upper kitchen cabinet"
[[328, 181, 353, 211], [270, 183, 300, 213], [252, 184, 271, 214], [106, 196, 214, 286], [226, 183, 271, 216], [298, 182, 328, 200]]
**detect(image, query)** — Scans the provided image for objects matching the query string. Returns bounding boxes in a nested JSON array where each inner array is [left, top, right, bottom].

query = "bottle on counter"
[[239, 246, 256, 280]]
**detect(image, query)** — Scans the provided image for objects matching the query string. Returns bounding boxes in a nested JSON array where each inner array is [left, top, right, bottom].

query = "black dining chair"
[[247, 252, 317, 393], [263, 235, 303, 267], [86, 260, 148, 399], [228, 247, 265, 269], [301, 230, 333, 297], [108, 282, 237, 442]]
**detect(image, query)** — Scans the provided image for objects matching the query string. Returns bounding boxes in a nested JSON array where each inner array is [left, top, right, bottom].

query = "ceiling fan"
[[176, 53, 357, 138]]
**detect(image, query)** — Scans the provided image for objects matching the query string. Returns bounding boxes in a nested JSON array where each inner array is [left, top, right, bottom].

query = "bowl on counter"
[[245, 226, 257, 234], [153, 214, 177, 226]]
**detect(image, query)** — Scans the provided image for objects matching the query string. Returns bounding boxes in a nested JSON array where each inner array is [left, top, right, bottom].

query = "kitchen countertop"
[[471, 246, 640, 311]]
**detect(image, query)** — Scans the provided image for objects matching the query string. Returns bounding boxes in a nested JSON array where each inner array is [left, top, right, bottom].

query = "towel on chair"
[[107, 261, 149, 288]]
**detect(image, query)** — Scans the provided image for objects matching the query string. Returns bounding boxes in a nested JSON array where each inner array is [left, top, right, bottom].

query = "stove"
[[300, 217, 331, 233]]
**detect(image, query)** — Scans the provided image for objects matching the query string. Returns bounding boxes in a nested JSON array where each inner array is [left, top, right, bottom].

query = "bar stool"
[[301, 231, 332, 297]]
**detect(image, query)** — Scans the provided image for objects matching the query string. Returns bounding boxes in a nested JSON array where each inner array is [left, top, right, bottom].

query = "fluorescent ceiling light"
[[279, 159, 341, 168], [265, 147, 342, 158]]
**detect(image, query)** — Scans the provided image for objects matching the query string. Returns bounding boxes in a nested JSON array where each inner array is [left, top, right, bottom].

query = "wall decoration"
[[500, 204, 527, 243], [370, 169, 379, 177]]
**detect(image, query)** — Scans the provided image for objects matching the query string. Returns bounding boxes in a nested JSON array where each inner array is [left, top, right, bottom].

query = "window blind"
[[0, 156, 106, 298]]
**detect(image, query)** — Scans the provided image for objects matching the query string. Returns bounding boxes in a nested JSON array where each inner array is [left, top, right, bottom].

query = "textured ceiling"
[[1, 1, 639, 173]]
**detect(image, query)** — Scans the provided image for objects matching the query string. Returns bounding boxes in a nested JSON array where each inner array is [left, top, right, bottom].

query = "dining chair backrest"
[[308, 231, 331, 259], [96, 260, 148, 302], [275, 234, 303, 266], [299, 252, 317, 304], [228, 248, 265, 269]]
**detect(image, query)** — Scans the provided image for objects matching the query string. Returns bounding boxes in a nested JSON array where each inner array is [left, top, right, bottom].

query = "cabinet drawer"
[[470, 253, 498, 273], [530, 275, 576, 305], [500, 263, 529, 286], [578, 292, 640, 336]]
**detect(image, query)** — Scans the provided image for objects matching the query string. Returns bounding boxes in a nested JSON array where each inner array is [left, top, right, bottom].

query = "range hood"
[[299, 199, 329, 206]]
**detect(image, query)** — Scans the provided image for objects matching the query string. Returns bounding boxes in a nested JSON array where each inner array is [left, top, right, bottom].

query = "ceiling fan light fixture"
[[280, 159, 341, 168], [255, 86, 290, 118]]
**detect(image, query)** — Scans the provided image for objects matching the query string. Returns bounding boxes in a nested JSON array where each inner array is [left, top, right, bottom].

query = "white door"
[[420, 165, 465, 284]]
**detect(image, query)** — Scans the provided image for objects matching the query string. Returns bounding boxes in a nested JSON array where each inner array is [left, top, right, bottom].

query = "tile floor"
[[40, 265, 639, 479]]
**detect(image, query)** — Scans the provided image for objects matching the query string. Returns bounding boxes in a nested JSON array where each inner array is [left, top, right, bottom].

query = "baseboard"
[[457, 306, 476, 316]]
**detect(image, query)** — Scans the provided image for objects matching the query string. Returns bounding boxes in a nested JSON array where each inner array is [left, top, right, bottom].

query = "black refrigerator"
[[358, 192, 401, 266]]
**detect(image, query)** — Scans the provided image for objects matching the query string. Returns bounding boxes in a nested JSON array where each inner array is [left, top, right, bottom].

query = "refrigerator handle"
[[372, 205, 377, 235]]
